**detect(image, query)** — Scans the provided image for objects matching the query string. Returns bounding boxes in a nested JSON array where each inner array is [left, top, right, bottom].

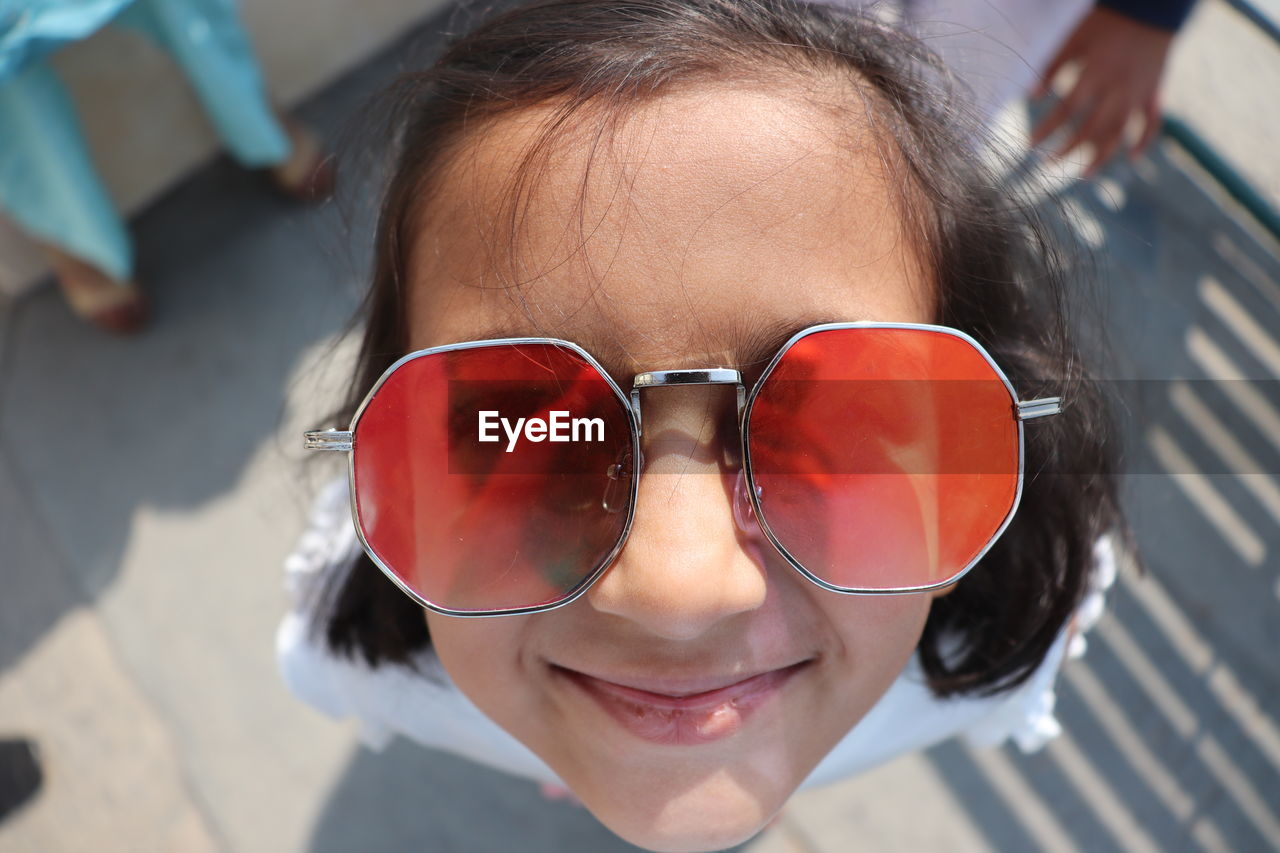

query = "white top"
[[276, 478, 1114, 789]]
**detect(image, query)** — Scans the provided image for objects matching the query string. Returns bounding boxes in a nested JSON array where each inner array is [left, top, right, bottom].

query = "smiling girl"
[[278, 1, 1123, 849]]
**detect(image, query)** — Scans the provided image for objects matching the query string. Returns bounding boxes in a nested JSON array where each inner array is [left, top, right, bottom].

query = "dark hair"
[[315, 0, 1126, 697]]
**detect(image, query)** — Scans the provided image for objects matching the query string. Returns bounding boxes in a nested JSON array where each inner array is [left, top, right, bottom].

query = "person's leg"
[[115, 0, 290, 167], [0, 60, 148, 333], [115, 0, 333, 199], [0, 61, 133, 281]]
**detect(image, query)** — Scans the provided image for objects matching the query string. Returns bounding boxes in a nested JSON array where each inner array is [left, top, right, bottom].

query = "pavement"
[[1, 2, 1278, 851]]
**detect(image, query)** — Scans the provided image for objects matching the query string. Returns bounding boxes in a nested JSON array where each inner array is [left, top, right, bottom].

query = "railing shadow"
[[922, 128, 1280, 852]]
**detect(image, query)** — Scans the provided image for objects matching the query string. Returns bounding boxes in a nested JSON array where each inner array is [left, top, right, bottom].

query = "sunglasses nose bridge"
[[628, 368, 746, 437]]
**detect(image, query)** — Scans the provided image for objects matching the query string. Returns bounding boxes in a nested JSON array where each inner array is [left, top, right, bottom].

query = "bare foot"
[[266, 116, 336, 203], [43, 246, 148, 335]]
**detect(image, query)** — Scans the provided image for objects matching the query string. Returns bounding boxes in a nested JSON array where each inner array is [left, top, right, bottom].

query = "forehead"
[[405, 80, 933, 377]]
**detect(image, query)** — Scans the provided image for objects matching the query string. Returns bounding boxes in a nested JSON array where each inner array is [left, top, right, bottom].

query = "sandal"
[[44, 247, 149, 335], [265, 117, 336, 203]]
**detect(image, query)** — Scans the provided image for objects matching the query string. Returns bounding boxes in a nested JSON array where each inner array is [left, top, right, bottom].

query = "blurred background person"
[[1028, 2, 1194, 176], [846, 0, 1195, 175], [0, 0, 333, 334]]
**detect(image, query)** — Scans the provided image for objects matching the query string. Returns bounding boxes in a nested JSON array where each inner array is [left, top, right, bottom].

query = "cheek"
[[823, 593, 934, 683], [424, 612, 531, 709]]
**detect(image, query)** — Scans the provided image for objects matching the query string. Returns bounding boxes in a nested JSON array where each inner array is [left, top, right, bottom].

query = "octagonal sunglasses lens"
[[351, 342, 635, 613], [746, 326, 1020, 591]]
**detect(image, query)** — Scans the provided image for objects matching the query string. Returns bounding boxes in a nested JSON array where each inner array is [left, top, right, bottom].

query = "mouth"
[[552, 660, 814, 746]]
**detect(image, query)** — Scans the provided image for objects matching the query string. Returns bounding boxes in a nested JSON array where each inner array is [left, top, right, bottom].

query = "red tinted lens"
[[352, 343, 634, 613], [747, 326, 1019, 590]]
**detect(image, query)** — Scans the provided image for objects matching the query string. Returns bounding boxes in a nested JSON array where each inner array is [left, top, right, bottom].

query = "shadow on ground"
[[0, 7, 461, 673], [925, 130, 1280, 852]]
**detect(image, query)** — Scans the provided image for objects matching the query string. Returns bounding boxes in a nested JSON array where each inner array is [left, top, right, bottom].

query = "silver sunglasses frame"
[[305, 321, 1061, 617]]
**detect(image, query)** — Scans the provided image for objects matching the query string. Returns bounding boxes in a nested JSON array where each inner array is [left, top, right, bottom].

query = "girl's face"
[[407, 83, 941, 851]]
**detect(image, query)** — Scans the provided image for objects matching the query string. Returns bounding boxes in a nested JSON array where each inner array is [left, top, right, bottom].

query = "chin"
[[598, 811, 771, 853], [579, 775, 783, 853]]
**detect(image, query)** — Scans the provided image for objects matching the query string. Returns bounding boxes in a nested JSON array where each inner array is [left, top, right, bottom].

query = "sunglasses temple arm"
[[1016, 397, 1062, 420], [304, 429, 353, 452]]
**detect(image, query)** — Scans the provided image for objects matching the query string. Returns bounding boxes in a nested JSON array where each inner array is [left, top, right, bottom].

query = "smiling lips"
[[558, 661, 812, 745]]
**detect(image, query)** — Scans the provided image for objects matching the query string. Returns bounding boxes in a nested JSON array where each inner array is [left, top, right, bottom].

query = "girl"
[[278, 0, 1123, 849]]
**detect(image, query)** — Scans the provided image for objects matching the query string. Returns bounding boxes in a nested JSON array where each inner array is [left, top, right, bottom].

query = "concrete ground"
[[2, 3, 1278, 851]]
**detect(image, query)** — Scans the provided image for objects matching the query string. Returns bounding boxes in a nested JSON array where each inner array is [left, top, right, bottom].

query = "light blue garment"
[[114, 0, 290, 167], [0, 59, 132, 279], [0, 0, 136, 80], [0, 0, 290, 280]]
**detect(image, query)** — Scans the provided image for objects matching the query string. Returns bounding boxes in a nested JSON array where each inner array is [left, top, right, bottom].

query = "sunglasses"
[[305, 322, 1061, 617]]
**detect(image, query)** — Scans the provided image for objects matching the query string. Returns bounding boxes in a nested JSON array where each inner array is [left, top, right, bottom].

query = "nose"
[[584, 385, 768, 640]]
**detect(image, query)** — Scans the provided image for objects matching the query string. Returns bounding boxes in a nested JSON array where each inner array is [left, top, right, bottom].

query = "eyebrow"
[[461, 315, 847, 383]]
